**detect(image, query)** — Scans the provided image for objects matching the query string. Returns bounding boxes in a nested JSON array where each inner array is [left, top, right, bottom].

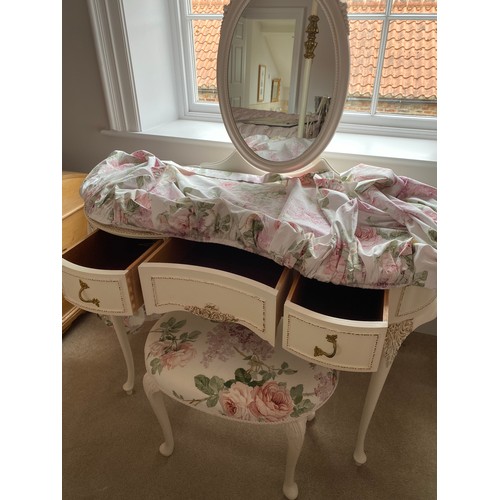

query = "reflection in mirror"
[[219, 0, 350, 172], [227, 1, 335, 162]]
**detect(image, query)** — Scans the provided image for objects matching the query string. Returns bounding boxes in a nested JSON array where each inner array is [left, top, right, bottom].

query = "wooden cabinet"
[[62, 171, 89, 333]]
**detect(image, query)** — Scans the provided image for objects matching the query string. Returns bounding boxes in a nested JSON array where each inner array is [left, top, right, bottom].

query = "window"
[[342, 0, 437, 136], [88, 0, 436, 139], [181, 0, 437, 137], [175, 0, 230, 116], [189, 1, 230, 104]]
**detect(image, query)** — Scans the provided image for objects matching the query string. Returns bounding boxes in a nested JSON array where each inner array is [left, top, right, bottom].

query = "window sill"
[[102, 119, 437, 168]]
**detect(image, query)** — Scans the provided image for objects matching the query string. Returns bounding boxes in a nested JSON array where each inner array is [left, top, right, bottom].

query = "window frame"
[[341, 0, 437, 138], [175, 1, 225, 117]]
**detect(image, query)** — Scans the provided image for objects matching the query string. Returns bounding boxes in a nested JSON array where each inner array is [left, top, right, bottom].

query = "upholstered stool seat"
[[143, 311, 339, 499]]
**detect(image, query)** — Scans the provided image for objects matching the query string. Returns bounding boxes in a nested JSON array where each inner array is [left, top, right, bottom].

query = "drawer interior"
[[63, 230, 160, 270], [148, 238, 285, 287], [290, 276, 386, 321]]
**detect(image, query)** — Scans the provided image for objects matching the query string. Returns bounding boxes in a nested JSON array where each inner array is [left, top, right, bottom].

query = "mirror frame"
[[217, 0, 350, 173]]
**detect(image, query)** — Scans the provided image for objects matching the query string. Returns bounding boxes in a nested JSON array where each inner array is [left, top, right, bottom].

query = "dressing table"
[[62, 0, 436, 476]]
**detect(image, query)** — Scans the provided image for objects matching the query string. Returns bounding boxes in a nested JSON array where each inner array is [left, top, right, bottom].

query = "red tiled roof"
[[192, 2, 230, 90], [349, 18, 437, 100], [348, 0, 437, 14], [381, 20, 437, 100], [191, 0, 230, 15], [194, 19, 220, 90]]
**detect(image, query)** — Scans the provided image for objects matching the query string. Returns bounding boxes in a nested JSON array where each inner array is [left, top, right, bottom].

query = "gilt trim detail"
[[185, 303, 238, 323], [383, 319, 414, 366]]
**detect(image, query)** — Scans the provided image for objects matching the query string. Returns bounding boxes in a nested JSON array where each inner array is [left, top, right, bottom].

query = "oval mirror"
[[217, 0, 350, 173]]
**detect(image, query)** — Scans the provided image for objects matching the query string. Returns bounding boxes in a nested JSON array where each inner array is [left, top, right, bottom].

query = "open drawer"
[[283, 274, 389, 372], [138, 238, 292, 345], [62, 230, 163, 316]]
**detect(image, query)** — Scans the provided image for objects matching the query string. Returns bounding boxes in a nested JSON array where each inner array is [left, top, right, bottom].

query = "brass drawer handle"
[[314, 334, 338, 359], [78, 279, 100, 307]]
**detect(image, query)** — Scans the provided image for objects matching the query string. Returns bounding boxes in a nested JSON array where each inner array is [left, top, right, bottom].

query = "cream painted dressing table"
[[63, 0, 436, 468], [62, 230, 436, 464]]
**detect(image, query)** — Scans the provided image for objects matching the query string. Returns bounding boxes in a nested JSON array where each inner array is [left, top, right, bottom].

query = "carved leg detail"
[[142, 373, 174, 457], [110, 316, 135, 394], [283, 417, 307, 500]]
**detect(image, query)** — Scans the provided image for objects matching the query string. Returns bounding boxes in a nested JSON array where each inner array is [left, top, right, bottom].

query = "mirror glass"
[[218, 0, 350, 173]]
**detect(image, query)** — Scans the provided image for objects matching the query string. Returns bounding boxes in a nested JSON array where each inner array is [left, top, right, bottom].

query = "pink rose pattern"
[[147, 315, 338, 423], [82, 150, 437, 289], [189, 349, 332, 421], [147, 316, 201, 375], [191, 359, 320, 422], [218, 382, 255, 420], [247, 381, 295, 422]]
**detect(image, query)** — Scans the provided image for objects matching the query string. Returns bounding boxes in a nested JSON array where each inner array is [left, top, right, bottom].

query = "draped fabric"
[[81, 150, 437, 290]]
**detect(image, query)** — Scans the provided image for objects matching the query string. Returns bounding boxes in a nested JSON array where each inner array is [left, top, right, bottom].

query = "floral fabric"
[[81, 150, 437, 289], [145, 311, 338, 424]]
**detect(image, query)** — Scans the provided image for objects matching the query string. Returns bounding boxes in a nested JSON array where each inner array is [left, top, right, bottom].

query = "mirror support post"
[[297, 1, 319, 138]]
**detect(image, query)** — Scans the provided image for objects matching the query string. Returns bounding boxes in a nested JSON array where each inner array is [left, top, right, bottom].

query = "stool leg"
[[143, 373, 174, 457], [283, 416, 307, 500]]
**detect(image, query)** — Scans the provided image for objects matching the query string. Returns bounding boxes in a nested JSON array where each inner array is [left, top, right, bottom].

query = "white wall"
[[122, 0, 178, 130]]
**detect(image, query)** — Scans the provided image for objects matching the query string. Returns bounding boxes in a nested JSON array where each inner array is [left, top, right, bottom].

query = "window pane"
[[345, 20, 383, 113], [190, 0, 230, 15], [345, 0, 387, 13], [377, 19, 437, 116], [392, 0, 437, 14], [193, 19, 222, 102]]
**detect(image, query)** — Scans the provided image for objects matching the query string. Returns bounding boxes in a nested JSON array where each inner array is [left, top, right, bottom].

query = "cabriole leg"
[[283, 416, 307, 500], [353, 358, 393, 465], [110, 316, 135, 394], [143, 373, 174, 457]]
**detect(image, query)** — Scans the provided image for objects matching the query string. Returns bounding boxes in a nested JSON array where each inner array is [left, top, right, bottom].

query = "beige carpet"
[[62, 312, 436, 500]]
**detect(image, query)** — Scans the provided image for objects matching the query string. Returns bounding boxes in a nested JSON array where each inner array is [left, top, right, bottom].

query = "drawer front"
[[62, 267, 136, 315], [139, 264, 285, 345], [283, 303, 387, 372], [62, 230, 162, 316]]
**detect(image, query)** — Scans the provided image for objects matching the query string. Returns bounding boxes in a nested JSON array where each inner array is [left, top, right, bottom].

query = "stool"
[[142, 311, 339, 500]]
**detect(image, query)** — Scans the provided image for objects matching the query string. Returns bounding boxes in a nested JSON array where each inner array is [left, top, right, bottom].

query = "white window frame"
[[173, 0, 224, 117], [341, 0, 437, 138], [88, 0, 436, 139]]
